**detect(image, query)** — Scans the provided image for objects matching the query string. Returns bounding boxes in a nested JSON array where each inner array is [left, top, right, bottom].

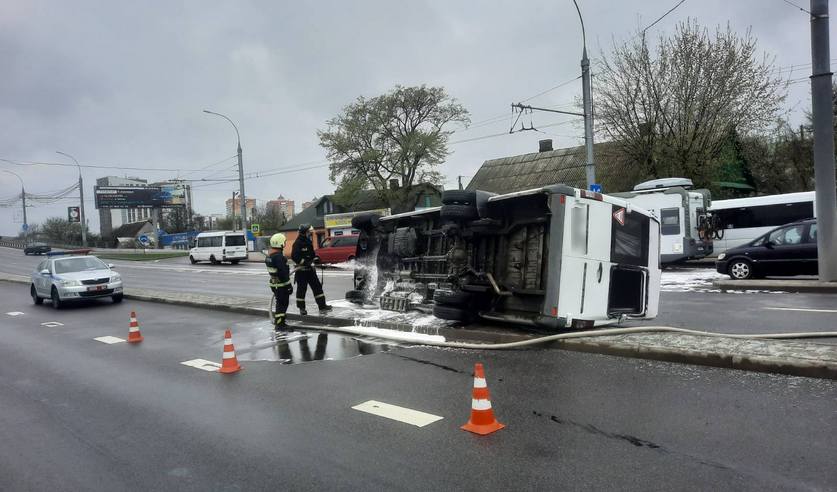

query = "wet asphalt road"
[[1, 283, 835, 491], [2, 247, 836, 341]]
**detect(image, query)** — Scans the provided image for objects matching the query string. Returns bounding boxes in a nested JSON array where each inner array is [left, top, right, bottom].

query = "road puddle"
[[233, 321, 398, 365]]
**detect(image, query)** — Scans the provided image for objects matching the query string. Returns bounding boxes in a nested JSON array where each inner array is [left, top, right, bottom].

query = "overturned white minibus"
[[348, 184, 661, 330]]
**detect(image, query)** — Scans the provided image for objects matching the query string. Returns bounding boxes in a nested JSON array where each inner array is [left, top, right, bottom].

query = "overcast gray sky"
[[0, 0, 826, 236]]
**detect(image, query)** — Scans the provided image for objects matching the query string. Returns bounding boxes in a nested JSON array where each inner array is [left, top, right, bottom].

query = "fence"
[[0, 239, 24, 249]]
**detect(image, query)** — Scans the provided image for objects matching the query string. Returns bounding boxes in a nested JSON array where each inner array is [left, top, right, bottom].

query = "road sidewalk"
[[2, 272, 835, 380], [713, 278, 837, 293]]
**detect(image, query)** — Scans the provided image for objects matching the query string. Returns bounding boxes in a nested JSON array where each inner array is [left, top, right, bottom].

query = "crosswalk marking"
[[352, 400, 443, 428], [94, 336, 126, 344], [180, 359, 222, 372]]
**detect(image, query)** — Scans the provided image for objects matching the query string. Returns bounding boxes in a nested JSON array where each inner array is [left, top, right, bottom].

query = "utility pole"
[[232, 191, 239, 230], [56, 151, 86, 247], [573, 0, 595, 189], [810, 0, 837, 281], [458, 176, 463, 190], [204, 110, 246, 231], [21, 187, 27, 235], [2, 170, 27, 238]]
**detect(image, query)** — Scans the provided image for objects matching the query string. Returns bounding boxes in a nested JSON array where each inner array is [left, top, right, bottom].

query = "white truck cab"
[[190, 231, 248, 265]]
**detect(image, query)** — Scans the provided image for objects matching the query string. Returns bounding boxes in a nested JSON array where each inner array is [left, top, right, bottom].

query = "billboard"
[[324, 209, 390, 229], [158, 183, 187, 206], [94, 186, 163, 209]]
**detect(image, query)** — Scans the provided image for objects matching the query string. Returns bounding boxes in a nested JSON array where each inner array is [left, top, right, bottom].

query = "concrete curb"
[[2, 274, 834, 380], [713, 278, 837, 293]]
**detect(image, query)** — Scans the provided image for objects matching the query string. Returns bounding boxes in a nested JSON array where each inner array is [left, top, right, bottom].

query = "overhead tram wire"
[[0, 155, 240, 175]]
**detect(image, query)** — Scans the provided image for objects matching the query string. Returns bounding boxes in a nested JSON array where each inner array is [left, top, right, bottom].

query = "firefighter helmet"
[[269, 233, 286, 248], [298, 223, 313, 234]]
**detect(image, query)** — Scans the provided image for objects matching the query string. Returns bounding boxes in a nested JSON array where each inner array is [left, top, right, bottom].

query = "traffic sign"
[[612, 208, 626, 226], [138, 234, 150, 245], [68, 206, 80, 223], [21, 223, 29, 231], [251, 223, 260, 234], [589, 183, 602, 193]]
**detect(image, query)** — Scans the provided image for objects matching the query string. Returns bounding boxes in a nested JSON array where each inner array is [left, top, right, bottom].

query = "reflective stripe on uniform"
[[315, 293, 325, 299], [270, 281, 291, 287]]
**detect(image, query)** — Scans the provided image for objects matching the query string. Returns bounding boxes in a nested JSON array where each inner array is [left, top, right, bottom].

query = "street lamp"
[[572, 0, 596, 189], [1, 169, 27, 236], [55, 151, 87, 246], [203, 109, 246, 231]]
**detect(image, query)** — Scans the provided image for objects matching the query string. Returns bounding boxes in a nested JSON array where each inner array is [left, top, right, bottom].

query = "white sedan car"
[[31, 255, 123, 309]]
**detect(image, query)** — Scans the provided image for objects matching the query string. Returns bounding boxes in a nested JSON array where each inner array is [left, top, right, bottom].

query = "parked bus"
[[347, 185, 661, 330], [710, 191, 815, 255], [612, 178, 713, 264]]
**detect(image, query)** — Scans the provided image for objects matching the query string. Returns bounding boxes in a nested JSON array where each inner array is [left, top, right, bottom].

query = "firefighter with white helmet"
[[291, 224, 332, 315], [266, 233, 292, 330]]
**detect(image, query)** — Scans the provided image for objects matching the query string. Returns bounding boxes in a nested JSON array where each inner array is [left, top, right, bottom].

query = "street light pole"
[[2, 169, 27, 237], [56, 151, 87, 247], [573, 0, 596, 189], [204, 110, 246, 231], [809, 0, 837, 282]]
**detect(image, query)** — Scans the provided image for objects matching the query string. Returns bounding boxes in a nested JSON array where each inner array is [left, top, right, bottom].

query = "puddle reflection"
[[237, 324, 396, 365]]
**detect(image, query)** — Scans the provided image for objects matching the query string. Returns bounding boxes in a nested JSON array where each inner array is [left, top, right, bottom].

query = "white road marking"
[[766, 307, 837, 314], [94, 336, 126, 344], [6, 311, 25, 316], [180, 359, 222, 372], [41, 321, 64, 327], [352, 400, 443, 428]]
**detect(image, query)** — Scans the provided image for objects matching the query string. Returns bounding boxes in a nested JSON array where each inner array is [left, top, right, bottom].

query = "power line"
[[0, 155, 238, 174], [520, 76, 582, 103], [779, 0, 812, 15], [642, 0, 688, 33]]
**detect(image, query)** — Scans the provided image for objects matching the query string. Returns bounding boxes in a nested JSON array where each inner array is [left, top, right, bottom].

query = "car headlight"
[[717, 253, 726, 260], [110, 274, 121, 282], [59, 279, 81, 287]]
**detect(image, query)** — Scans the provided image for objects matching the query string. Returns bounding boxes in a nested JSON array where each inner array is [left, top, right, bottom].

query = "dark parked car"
[[716, 219, 818, 279], [23, 242, 51, 255]]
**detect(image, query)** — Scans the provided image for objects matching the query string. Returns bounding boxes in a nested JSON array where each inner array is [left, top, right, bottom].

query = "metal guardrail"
[[0, 240, 24, 249]]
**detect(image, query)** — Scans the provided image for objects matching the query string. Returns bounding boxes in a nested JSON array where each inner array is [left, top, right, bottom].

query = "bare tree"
[[595, 20, 786, 186]]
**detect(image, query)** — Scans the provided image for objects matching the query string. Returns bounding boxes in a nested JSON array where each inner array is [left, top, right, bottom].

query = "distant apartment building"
[[301, 197, 318, 210], [225, 196, 257, 219], [266, 195, 295, 219]]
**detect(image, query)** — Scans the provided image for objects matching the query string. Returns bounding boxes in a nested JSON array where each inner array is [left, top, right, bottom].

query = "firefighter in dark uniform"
[[266, 233, 293, 330], [291, 224, 332, 315]]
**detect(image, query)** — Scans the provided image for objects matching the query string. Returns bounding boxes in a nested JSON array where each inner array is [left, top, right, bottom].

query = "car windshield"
[[54, 257, 108, 274]]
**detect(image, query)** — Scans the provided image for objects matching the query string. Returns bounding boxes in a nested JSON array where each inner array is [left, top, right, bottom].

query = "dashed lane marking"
[[41, 321, 64, 327], [766, 307, 837, 314], [94, 336, 126, 344], [352, 400, 444, 428], [180, 359, 222, 372], [6, 311, 25, 316]]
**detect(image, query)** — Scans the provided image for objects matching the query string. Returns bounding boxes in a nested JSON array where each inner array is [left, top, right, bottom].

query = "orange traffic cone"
[[461, 363, 505, 435], [219, 329, 242, 374], [127, 311, 144, 343]]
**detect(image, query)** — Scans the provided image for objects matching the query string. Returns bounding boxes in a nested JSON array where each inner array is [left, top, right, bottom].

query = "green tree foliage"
[[318, 85, 469, 212], [253, 204, 286, 234], [595, 20, 786, 187], [160, 207, 193, 234], [40, 217, 89, 245]]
